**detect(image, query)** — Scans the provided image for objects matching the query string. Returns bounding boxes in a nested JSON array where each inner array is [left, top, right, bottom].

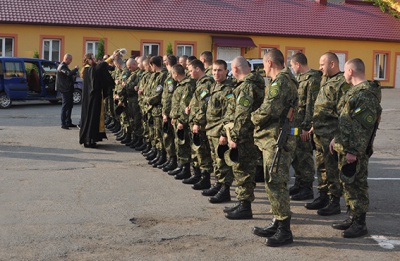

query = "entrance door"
[[395, 55, 400, 89], [216, 47, 241, 61]]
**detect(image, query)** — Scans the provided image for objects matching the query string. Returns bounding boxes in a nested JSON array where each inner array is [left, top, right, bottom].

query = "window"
[[43, 39, 60, 61], [374, 53, 388, 80], [4, 61, 24, 78], [86, 41, 99, 57], [143, 43, 159, 56], [333, 52, 347, 71], [286, 48, 304, 72], [177, 45, 193, 56], [0, 37, 14, 57], [261, 47, 274, 57]]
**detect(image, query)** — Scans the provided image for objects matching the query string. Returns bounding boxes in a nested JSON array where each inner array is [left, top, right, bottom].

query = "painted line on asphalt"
[[371, 235, 400, 249], [291, 177, 400, 181]]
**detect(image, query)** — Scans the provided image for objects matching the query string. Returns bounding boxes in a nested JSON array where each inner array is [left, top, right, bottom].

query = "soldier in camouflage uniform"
[[203, 59, 234, 203], [330, 58, 381, 238], [288, 53, 322, 201], [158, 55, 178, 171], [200, 51, 213, 78], [145, 56, 168, 166], [168, 64, 196, 179], [305, 52, 351, 216], [222, 56, 264, 220], [182, 59, 214, 190], [251, 49, 298, 247]]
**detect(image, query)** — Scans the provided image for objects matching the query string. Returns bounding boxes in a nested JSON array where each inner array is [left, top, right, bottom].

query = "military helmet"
[[224, 148, 239, 166], [177, 129, 185, 145], [217, 144, 229, 159], [115, 105, 125, 116], [192, 133, 201, 151], [340, 160, 359, 184]]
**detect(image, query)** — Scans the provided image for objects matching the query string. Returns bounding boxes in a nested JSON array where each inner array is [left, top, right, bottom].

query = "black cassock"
[[79, 62, 114, 145]]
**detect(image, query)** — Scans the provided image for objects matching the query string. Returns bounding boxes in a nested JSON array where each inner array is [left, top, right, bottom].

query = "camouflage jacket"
[[125, 68, 140, 99], [294, 69, 322, 130], [252, 67, 298, 150], [145, 68, 168, 116], [161, 72, 177, 117], [189, 75, 215, 128], [170, 77, 196, 125], [205, 79, 233, 137], [223, 72, 265, 143], [313, 72, 350, 137], [137, 71, 152, 111], [205, 66, 213, 78], [335, 81, 382, 156]]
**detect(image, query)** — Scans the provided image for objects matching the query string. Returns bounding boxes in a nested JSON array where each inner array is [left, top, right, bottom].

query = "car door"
[[3, 60, 28, 99]]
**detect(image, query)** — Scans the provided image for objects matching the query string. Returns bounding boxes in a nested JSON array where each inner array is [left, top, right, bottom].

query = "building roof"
[[1, 0, 400, 42]]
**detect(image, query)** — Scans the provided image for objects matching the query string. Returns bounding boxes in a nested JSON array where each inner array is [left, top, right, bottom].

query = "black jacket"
[[56, 62, 78, 93]]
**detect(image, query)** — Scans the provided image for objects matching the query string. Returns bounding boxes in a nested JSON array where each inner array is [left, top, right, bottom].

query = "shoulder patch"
[[354, 106, 376, 128], [168, 84, 174, 92], [156, 85, 163, 92], [268, 82, 280, 98], [226, 93, 233, 99], [238, 96, 252, 107], [200, 90, 209, 99]]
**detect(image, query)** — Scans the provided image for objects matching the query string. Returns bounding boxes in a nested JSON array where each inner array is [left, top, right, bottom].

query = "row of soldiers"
[[102, 49, 381, 247]]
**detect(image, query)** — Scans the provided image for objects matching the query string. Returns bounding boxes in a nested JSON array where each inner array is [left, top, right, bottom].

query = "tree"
[[96, 39, 105, 60], [368, 0, 400, 19], [166, 42, 173, 55], [33, 50, 39, 58]]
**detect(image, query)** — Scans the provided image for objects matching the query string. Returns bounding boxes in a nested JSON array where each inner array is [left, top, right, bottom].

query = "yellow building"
[[1, 0, 400, 87]]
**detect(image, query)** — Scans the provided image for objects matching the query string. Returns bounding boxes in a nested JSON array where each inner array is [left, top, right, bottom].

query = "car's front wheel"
[[73, 89, 82, 104], [0, 92, 12, 109]]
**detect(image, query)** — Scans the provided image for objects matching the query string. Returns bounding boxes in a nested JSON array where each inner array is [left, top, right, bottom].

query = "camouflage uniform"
[[125, 68, 142, 138], [252, 67, 298, 220], [141, 72, 156, 146], [205, 66, 213, 78], [291, 70, 322, 184], [161, 73, 178, 159], [115, 67, 131, 133], [138, 71, 152, 143], [334, 81, 381, 216], [170, 77, 196, 165], [205, 79, 234, 185], [313, 72, 350, 198], [189, 75, 214, 173], [222, 73, 265, 202]]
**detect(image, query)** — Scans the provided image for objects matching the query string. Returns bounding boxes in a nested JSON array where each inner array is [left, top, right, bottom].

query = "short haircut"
[[171, 64, 186, 76], [264, 48, 284, 67], [187, 55, 197, 64], [200, 51, 213, 63], [213, 59, 227, 70], [150, 56, 163, 68], [232, 56, 250, 73], [291, 52, 308, 66], [114, 57, 125, 66], [179, 55, 188, 61], [323, 52, 339, 64], [188, 59, 205, 71], [167, 55, 177, 66], [346, 58, 365, 74]]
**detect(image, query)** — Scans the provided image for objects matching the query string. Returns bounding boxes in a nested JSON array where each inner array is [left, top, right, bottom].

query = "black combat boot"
[[106, 119, 115, 129], [135, 139, 147, 151], [253, 218, 279, 237], [174, 163, 191, 180], [112, 124, 122, 134], [265, 217, 293, 247], [254, 165, 265, 183], [152, 150, 167, 168], [223, 202, 240, 213], [168, 162, 182, 176], [104, 116, 111, 126], [317, 196, 341, 216], [126, 134, 138, 146], [225, 200, 252, 220], [157, 157, 171, 169], [342, 213, 368, 238], [291, 182, 314, 201], [142, 145, 154, 155], [145, 148, 157, 161], [130, 136, 142, 148], [304, 190, 329, 210], [164, 157, 178, 172], [182, 167, 201, 184], [202, 182, 222, 196], [121, 132, 132, 144], [209, 183, 231, 203], [289, 179, 300, 196], [332, 208, 354, 230], [148, 150, 161, 164], [192, 171, 211, 190]]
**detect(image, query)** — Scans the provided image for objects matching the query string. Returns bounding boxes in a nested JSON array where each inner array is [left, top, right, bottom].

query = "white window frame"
[[177, 45, 193, 57], [42, 39, 61, 62], [143, 43, 160, 56], [261, 47, 274, 57], [374, 53, 388, 80], [0, 37, 14, 57], [86, 41, 99, 57]]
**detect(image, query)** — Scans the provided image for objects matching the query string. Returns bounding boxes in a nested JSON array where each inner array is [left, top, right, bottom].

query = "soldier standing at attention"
[[203, 60, 234, 203], [251, 48, 298, 247], [289, 53, 322, 201], [305, 52, 350, 216], [329, 58, 381, 238], [200, 51, 213, 77], [222, 56, 264, 220]]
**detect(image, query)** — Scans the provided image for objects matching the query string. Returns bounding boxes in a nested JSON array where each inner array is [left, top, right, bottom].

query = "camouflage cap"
[[217, 144, 229, 159], [192, 133, 201, 151], [224, 148, 239, 167], [177, 129, 185, 145], [340, 160, 359, 184]]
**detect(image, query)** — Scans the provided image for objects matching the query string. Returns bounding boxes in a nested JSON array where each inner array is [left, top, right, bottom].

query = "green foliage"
[[166, 42, 173, 55], [33, 50, 39, 58], [96, 38, 105, 60], [367, 0, 400, 19]]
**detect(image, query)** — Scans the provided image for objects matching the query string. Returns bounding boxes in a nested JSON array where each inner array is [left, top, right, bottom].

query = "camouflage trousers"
[[262, 136, 294, 220], [127, 97, 143, 137], [232, 142, 258, 202], [173, 121, 191, 165], [291, 136, 315, 184], [338, 153, 369, 216], [162, 118, 176, 158], [208, 136, 233, 185], [314, 134, 342, 198], [190, 130, 213, 173], [152, 115, 164, 150]]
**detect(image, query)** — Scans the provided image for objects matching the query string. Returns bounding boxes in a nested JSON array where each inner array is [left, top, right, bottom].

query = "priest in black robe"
[[79, 53, 115, 148]]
